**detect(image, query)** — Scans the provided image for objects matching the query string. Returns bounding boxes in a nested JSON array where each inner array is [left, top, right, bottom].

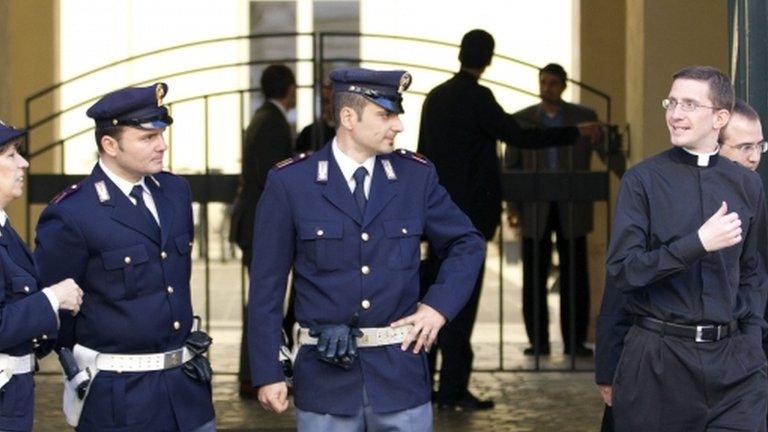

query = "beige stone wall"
[[2, 0, 58, 239]]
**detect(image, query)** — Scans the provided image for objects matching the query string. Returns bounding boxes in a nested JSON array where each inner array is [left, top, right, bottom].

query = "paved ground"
[[31, 371, 604, 431]]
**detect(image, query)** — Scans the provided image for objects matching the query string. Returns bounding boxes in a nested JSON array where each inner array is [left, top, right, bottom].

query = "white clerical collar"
[[269, 99, 289, 121], [331, 138, 376, 182], [683, 146, 720, 167], [0, 210, 8, 227], [99, 159, 149, 198]]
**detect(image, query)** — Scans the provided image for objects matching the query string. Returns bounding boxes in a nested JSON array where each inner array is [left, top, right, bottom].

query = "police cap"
[[86, 83, 173, 130], [0, 121, 26, 148], [329, 68, 411, 114]]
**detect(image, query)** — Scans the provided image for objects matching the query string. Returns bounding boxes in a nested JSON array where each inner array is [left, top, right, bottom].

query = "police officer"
[[34, 84, 215, 431], [247, 68, 486, 431], [0, 123, 82, 431]]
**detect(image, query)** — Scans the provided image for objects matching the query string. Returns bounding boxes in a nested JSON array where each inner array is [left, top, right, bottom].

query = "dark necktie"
[[353, 167, 368, 216], [130, 185, 160, 239]]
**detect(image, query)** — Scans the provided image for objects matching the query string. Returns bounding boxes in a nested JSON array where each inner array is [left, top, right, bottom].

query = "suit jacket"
[[247, 144, 486, 415], [0, 223, 58, 431], [34, 164, 214, 431], [508, 102, 599, 240], [417, 70, 580, 240], [230, 101, 293, 252]]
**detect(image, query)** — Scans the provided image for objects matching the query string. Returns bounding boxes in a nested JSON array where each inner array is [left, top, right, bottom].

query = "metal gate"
[[23, 32, 621, 374]]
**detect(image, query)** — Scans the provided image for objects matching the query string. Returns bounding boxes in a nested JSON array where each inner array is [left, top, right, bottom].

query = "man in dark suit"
[[508, 63, 598, 356], [34, 83, 216, 431], [418, 30, 600, 411], [229, 64, 296, 397]]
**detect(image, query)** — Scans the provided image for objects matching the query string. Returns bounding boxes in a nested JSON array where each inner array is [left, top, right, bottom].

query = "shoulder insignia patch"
[[394, 148, 429, 165], [275, 152, 310, 170], [51, 181, 84, 204]]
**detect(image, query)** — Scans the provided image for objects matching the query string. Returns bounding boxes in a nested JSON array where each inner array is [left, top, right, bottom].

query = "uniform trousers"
[[296, 388, 432, 432], [613, 325, 767, 431]]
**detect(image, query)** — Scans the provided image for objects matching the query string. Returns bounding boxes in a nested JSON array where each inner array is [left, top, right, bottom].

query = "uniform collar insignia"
[[381, 159, 397, 180], [317, 160, 329, 183], [94, 180, 111, 202]]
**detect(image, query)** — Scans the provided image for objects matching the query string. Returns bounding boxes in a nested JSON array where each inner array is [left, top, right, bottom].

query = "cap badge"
[[398, 72, 412, 93], [155, 84, 166, 107]]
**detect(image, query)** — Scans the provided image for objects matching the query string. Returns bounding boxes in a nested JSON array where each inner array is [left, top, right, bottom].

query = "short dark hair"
[[261, 64, 296, 99], [459, 29, 495, 69], [719, 98, 761, 143], [672, 66, 734, 111], [540, 63, 567, 84], [94, 125, 126, 153], [332, 92, 367, 127]]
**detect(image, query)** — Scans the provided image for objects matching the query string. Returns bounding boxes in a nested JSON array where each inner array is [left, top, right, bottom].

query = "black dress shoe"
[[564, 344, 594, 356], [523, 345, 551, 355], [438, 391, 495, 411]]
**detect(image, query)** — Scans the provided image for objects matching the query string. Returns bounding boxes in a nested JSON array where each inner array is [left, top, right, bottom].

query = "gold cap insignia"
[[398, 72, 412, 93], [155, 84, 166, 107]]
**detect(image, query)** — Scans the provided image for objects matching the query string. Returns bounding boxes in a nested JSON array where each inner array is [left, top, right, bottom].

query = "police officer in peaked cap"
[[247, 67, 486, 431], [34, 83, 216, 431]]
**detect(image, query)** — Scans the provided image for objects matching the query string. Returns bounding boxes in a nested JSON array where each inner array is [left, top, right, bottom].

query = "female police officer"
[[0, 122, 82, 431]]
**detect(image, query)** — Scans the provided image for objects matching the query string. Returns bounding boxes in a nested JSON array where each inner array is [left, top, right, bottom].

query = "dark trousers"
[[421, 244, 486, 403], [522, 205, 589, 349], [613, 326, 767, 431], [238, 248, 296, 384]]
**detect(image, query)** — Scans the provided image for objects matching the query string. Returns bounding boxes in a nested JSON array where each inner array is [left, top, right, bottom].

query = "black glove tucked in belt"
[[183, 330, 213, 383], [309, 315, 363, 370]]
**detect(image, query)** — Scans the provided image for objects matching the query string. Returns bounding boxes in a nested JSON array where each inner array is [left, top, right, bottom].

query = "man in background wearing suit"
[[508, 63, 598, 357], [418, 31, 600, 411], [230, 64, 296, 398]]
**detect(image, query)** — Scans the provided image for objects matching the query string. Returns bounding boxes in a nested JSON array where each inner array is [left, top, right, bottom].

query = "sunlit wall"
[[56, 0, 574, 172]]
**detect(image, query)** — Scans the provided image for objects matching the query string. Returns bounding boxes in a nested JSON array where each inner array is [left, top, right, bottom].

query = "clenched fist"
[[48, 278, 83, 315]]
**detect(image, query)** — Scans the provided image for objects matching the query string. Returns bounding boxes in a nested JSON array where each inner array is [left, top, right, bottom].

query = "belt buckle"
[[695, 325, 717, 343], [163, 350, 182, 368]]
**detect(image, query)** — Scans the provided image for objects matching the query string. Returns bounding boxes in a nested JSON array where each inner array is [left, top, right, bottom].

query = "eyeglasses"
[[722, 141, 768, 155], [661, 98, 717, 112]]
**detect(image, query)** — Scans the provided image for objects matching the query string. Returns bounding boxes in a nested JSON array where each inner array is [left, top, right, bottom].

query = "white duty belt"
[[296, 325, 414, 348], [0, 353, 36, 390], [77, 344, 194, 372]]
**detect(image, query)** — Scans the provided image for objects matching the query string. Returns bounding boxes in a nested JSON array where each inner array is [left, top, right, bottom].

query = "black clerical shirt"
[[605, 146, 768, 343]]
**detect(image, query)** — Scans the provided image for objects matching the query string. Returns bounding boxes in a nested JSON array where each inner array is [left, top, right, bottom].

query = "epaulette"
[[275, 152, 310, 170], [51, 181, 84, 204], [393, 148, 429, 165]]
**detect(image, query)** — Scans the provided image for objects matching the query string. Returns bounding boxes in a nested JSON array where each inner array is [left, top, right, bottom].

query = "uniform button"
[[188, 241, 193, 247], [361, 232, 369, 241], [316, 229, 324, 236], [167, 286, 174, 294], [401, 228, 408, 235], [361, 299, 371, 310], [124, 256, 132, 264], [173, 321, 181, 330], [161, 251, 168, 260], [41, 334, 48, 340], [32, 338, 38, 344], [23, 286, 29, 293], [70, 185, 77, 189], [361, 265, 370, 275]]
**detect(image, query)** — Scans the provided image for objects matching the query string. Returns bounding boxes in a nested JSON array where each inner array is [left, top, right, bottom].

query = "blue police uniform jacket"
[[0, 223, 58, 431], [34, 164, 214, 431], [248, 144, 486, 415]]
